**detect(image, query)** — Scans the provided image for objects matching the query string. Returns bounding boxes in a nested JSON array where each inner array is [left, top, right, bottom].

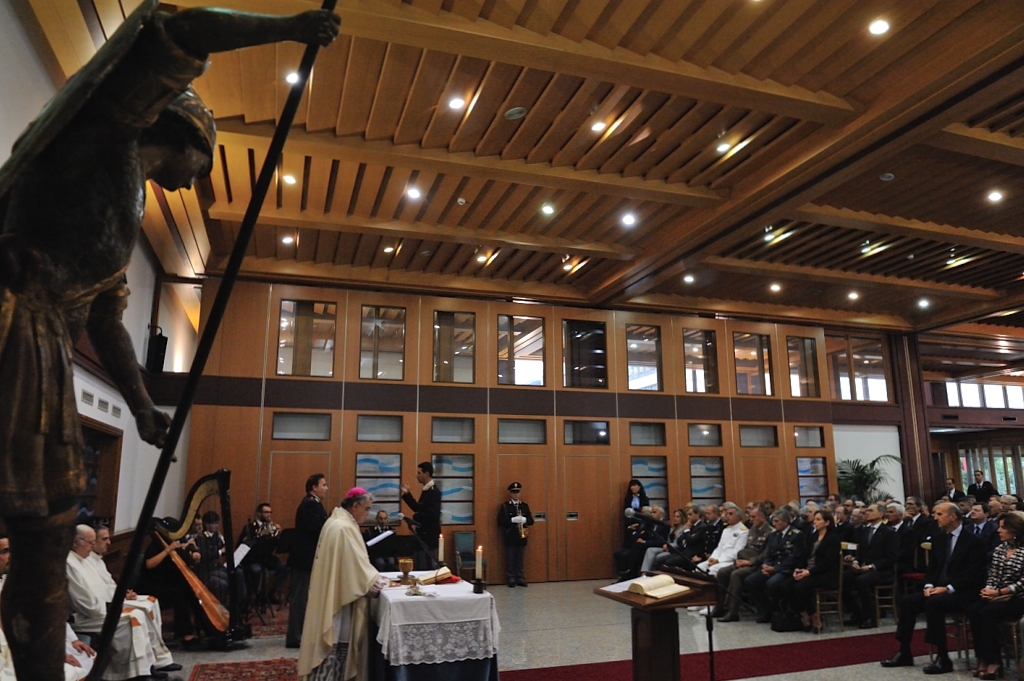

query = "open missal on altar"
[[627, 574, 690, 599], [418, 566, 452, 585]]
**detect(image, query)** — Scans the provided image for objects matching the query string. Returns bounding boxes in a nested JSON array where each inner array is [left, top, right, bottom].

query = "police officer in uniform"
[[498, 482, 534, 587]]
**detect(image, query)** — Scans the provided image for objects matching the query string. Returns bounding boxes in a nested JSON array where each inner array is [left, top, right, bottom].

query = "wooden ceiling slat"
[[532, 190, 584, 236], [483, 0, 528, 29], [276, 42, 308, 128], [422, 56, 491, 148], [685, 1, 766, 70], [327, 161, 362, 217], [508, 250, 550, 281], [493, 248, 531, 278], [621, 204, 686, 246], [525, 253, 562, 282], [743, 0, 859, 82], [620, 1, 697, 57], [374, 167, 414, 220], [336, 38, 388, 137], [653, 0, 733, 64], [224, 146, 253, 208], [454, 179, 500, 227], [279, 152, 305, 212], [857, 239, 921, 275], [598, 96, 697, 175], [474, 68, 553, 156], [305, 35, 350, 132], [314, 231, 340, 264], [418, 175, 463, 224], [590, 199, 655, 243], [645, 106, 750, 182], [804, 231, 870, 270], [208, 147, 230, 207], [397, 171, 439, 222], [424, 241, 461, 273], [365, 44, 423, 141], [517, 0, 571, 36], [710, 121, 819, 189], [668, 111, 773, 185], [411, 0, 445, 14], [394, 51, 458, 145], [527, 79, 615, 164], [296, 228, 319, 262], [557, 195, 619, 240], [501, 73, 584, 160], [239, 44, 277, 123], [969, 92, 1024, 131], [575, 90, 674, 173], [180, 190, 211, 270], [457, 247, 491, 276], [525, 189, 573, 235], [449, 62, 522, 153], [352, 233, 383, 268], [504, 187, 558, 234], [476, 246, 510, 275], [334, 233, 361, 265], [713, 0, 815, 74], [441, 243, 478, 275], [551, 84, 642, 168], [194, 51, 243, 120], [461, 180, 512, 230], [759, 225, 835, 263], [351, 165, 388, 219], [252, 224, 275, 258], [439, 177, 489, 226], [371, 237, 400, 268], [587, 0, 649, 50], [390, 239, 422, 269], [556, 0, 614, 43], [305, 157, 335, 215], [449, 0, 485, 21], [622, 101, 722, 178], [474, 183, 536, 231], [688, 115, 794, 187]]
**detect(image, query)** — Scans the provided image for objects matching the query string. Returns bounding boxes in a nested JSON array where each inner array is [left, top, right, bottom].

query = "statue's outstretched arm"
[[86, 282, 171, 448], [164, 8, 340, 56]]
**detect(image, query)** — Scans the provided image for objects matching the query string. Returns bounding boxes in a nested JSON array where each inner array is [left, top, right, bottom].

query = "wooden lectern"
[[595, 572, 717, 681]]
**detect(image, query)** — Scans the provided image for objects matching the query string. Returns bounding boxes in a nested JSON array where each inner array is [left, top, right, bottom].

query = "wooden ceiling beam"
[[215, 121, 719, 207], [926, 122, 1024, 167], [206, 201, 634, 260], [917, 290, 1024, 332], [204, 254, 591, 304], [171, 0, 857, 125], [793, 203, 1024, 255], [702, 256, 1002, 300]]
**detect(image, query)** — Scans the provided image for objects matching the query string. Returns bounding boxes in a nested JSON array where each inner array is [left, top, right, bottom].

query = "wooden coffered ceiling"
[[18, 0, 1024, 370]]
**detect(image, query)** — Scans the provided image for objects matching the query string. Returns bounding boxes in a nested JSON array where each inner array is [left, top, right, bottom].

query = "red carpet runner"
[[188, 630, 933, 680]]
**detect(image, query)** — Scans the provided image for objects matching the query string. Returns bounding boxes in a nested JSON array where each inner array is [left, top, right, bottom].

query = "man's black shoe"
[[859, 619, 877, 629], [755, 614, 772, 624], [516, 579, 528, 587], [285, 641, 300, 649], [155, 664, 182, 673], [922, 657, 953, 675], [507, 581, 516, 588], [880, 652, 914, 667]]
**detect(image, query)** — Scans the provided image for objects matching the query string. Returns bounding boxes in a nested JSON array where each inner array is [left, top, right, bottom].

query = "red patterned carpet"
[[188, 629, 935, 680], [248, 607, 289, 639]]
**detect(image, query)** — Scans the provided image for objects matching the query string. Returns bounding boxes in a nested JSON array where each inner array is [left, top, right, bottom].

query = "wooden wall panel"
[[200, 281, 271, 379], [266, 450, 332, 528], [736, 454, 787, 506], [562, 454, 614, 581], [496, 453, 550, 584]]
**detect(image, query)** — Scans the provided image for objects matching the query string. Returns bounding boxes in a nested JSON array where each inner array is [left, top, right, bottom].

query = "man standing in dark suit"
[[967, 470, 999, 502], [945, 478, 965, 503], [844, 503, 899, 628], [401, 461, 442, 569], [498, 482, 535, 587], [881, 502, 987, 673], [286, 473, 329, 648]]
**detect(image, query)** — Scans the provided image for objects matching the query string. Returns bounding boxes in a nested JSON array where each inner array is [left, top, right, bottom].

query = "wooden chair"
[[453, 531, 487, 581], [900, 541, 930, 596], [813, 542, 847, 634], [1000, 617, 1021, 672], [875, 578, 898, 625]]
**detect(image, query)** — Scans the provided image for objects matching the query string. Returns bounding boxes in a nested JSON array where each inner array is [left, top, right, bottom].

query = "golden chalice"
[[399, 557, 414, 585]]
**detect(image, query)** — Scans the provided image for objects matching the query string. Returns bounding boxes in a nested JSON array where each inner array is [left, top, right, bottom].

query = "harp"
[[152, 468, 251, 647]]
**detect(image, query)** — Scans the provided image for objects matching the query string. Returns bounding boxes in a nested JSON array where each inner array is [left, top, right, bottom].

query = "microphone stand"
[[402, 518, 443, 575]]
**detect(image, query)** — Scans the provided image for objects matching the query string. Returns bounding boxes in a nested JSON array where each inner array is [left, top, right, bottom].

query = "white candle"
[[475, 546, 483, 580], [438, 533, 444, 563]]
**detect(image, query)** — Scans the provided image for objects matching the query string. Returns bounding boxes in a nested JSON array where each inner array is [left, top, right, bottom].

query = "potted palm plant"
[[836, 455, 902, 502]]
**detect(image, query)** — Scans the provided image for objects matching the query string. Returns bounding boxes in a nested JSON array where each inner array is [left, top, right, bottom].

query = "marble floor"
[[168, 579, 992, 680]]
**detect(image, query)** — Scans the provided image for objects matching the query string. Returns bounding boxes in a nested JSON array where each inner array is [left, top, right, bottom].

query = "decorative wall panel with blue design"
[[632, 455, 668, 509], [432, 454, 475, 524], [356, 453, 401, 518], [690, 456, 725, 503]]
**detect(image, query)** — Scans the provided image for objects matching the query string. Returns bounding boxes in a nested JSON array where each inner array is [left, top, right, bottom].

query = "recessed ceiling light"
[[869, 19, 890, 35], [918, 299, 930, 309], [456, 197, 467, 205], [716, 142, 731, 153], [282, 236, 294, 244], [541, 204, 555, 215], [591, 122, 607, 132], [879, 172, 895, 181], [770, 283, 781, 292], [848, 292, 859, 300], [407, 187, 421, 199], [683, 275, 695, 284], [285, 72, 300, 84], [563, 263, 573, 271], [989, 190, 1004, 202], [282, 175, 297, 185], [477, 255, 487, 263], [621, 213, 636, 226], [448, 97, 466, 110], [383, 246, 394, 253], [504, 106, 528, 120]]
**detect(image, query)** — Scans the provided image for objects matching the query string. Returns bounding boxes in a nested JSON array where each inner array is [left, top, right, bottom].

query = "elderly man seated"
[[66, 525, 180, 680], [696, 502, 749, 576]]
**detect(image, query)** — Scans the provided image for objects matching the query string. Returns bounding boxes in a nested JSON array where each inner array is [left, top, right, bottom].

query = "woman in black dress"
[[789, 509, 841, 632]]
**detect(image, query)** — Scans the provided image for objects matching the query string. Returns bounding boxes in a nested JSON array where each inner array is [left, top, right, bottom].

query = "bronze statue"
[[0, 3, 339, 678]]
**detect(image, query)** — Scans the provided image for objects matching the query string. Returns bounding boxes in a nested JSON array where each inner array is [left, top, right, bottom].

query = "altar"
[[371, 572, 500, 681]]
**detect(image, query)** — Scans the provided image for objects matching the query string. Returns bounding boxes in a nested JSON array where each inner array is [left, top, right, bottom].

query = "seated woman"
[[138, 523, 204, 647], [786, 509, 840, 632], [969, 511, 1024, 679], [640, 508, 685, 573]]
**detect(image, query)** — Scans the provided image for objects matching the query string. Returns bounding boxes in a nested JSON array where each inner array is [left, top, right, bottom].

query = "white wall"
[[832, 424, 906, 500], [0, 0, 56, 162]]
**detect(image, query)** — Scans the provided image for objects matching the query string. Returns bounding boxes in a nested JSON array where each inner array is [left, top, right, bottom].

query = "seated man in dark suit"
[[363, 509, 398, 571], [887, 502, 917, 576], [652, 504, 706, 572], [744, 508, 806, 622], [833, 505, 854, 543], [881, 502, 987, 673], [966, 502, 999, 556], [843, 503, 899, 629]]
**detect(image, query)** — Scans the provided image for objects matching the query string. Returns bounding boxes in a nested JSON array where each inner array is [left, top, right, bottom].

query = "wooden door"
[[497, 454, 549, 583], [563, 455, 613, 581]]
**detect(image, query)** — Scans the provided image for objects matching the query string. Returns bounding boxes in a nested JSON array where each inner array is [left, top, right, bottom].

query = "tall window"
[[626, 325, 662, 391], [356, 453, 401, 518], [563, 319, 607, 388], [945, 381, 1024, 409], [277, 300, 336, 377], [684, 329, 718, 393], [497, 315, 545, 386], [432, 455, 474, 524], [360, 306, 405, 380], [433, 311, 475, 383], [787, 336, 820, 398], [733, 332, 773, 395], [826, 334, 889, 402]]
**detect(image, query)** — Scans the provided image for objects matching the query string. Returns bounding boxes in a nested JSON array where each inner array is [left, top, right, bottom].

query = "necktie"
[[938, 533, 953, 583], [975, 524, 981, 535], [866, 526, 875, 545]]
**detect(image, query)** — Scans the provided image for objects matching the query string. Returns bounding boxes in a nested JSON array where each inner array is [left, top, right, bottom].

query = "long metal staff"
[[86, 2, 337, 676]]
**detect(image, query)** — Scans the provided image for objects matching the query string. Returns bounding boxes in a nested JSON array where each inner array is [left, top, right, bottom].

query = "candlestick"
[[475, 546, 483, 580], [438, 533, 445, 563]]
